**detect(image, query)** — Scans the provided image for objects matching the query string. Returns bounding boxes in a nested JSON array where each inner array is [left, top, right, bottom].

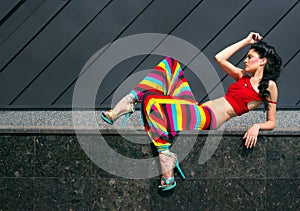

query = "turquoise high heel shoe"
[[101, 95, 136, 128], [158, 151, 185, 191]]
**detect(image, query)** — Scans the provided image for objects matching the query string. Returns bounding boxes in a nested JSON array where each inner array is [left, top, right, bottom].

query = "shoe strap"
[[161, 177, 174, 185], [107, 109, 118, 120]]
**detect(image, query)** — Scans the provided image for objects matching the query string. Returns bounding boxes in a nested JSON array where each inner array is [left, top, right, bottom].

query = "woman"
[[101, 32, 282, 191]]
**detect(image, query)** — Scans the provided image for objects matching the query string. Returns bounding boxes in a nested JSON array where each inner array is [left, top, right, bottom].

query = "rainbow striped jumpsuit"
[[130, 57, 216, 152]]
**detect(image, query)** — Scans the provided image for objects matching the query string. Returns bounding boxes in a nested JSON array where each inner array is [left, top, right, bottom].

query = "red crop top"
[[224, 76, 276, 116]]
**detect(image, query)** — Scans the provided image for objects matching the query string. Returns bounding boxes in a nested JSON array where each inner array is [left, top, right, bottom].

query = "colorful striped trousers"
[[130, 57, 216, 152]]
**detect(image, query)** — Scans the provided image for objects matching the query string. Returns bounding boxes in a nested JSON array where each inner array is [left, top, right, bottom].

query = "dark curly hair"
[[250, 41, 282, 111]]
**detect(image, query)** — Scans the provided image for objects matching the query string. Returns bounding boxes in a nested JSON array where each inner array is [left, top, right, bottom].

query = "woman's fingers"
[[247, 32, 263, 43], [252, 33, 258, 41], [243, 132, 247, 139], [247, 135, 253, 148], [249, 136, 257, 148], [244, 134, 257, 148]]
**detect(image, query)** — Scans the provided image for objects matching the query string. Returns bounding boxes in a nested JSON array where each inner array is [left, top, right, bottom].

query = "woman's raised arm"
[[215, 32, 263, 80]]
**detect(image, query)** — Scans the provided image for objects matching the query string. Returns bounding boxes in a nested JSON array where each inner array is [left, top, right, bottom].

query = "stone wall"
[[0, 133, 299, 210]]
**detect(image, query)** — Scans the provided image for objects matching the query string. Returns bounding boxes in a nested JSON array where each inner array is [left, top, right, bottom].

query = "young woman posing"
[[101, 32, 282, 191]]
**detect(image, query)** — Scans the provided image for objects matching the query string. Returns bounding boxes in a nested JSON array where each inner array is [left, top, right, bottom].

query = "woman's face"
[[244, 49, 265, 73]]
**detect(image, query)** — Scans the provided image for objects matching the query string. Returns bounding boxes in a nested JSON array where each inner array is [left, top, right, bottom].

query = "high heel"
[[101, 94, 136, 128], [158, 151, 185, 191]]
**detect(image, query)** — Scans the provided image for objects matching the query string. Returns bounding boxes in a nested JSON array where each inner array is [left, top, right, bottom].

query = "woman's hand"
[[243, 124, 260, 148], [244, 32, 263, 45]]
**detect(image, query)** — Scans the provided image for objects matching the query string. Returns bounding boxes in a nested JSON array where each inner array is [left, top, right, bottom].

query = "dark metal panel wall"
[[173, 0, 252, 102], [56, 0, 201, 107], [0, 0, 299, 109], [95, 0, 202, 106], [98, 0, 251, 106], [11, 0, 111, 106], [12, 0, 152, 107], [0, 0, 69, 104], [0, 1, 42, 46], [278, 52, 300, 105], [0, 0, 22, 22]]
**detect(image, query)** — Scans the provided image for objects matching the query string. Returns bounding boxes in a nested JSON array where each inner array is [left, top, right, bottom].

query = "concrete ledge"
[[0, 110, 299, 135]]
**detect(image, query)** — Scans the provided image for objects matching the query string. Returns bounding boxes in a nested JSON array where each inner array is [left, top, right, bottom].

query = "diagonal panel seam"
[[0, 0, 70, 76], [283, 49, 299, 69], [98, 0, 205, 105], [0, 0, 45, 48], [10, 0, 114, 105], [101, 0, 252, 106], [0, 0, 24, 27], [190, 0, 253, 102], [51, 0, 156, 106], [282, 49, 299, 106]]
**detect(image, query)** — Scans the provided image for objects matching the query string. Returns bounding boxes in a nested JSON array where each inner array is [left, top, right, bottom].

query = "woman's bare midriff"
[[201, 97, 238, 129]]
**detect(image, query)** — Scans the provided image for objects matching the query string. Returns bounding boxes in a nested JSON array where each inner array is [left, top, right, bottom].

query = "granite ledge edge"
[[0, 125, 299, 135]]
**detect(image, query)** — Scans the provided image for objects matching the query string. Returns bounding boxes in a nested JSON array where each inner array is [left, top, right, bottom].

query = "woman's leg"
[[138, 57, 212, 190], [139, 57, 200, 149], [141, 94, 216, 189], [102, 57, 196, 125]]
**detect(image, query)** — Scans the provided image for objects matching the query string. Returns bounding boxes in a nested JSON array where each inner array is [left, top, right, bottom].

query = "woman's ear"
[[260, 57, 267, 66]]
